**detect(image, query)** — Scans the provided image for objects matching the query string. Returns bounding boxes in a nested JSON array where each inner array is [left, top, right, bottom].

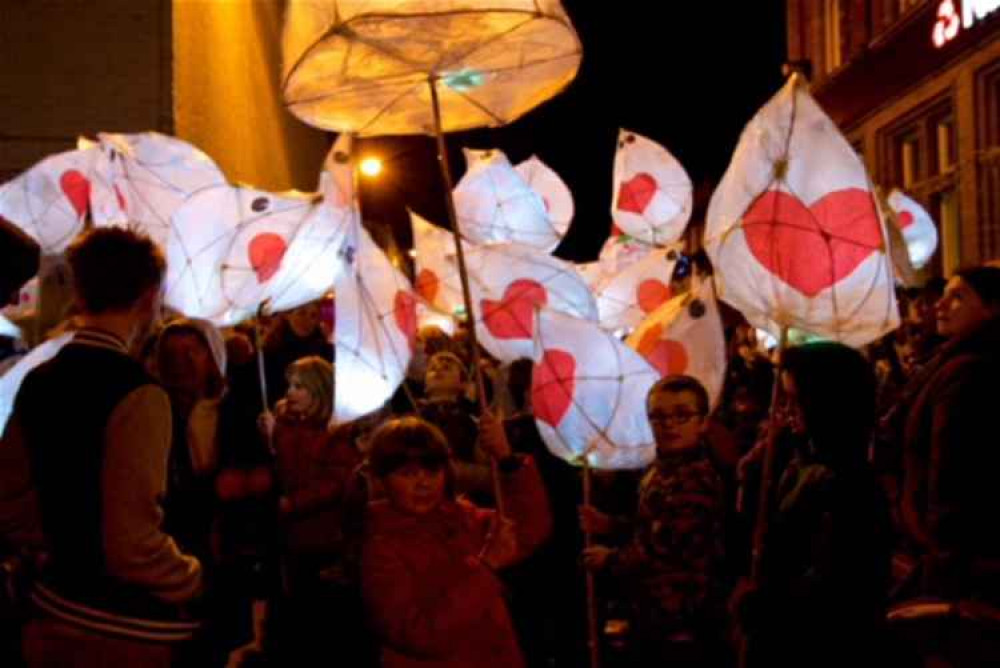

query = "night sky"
[[357, 2, 788, 264]]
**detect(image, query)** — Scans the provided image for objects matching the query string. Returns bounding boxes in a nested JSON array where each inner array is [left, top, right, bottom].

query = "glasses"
[[648, 410, 702, 426]]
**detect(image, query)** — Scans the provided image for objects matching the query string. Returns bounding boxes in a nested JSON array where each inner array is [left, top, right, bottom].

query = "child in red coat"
[[261, 355, 374, 665], [362, 414, 552, 668]]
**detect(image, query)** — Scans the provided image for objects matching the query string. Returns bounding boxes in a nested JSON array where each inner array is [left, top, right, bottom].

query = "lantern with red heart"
[[887, 189, 939, 271], [0, 144, 101, 254], [165, 184, 316, 325], [410, 211, 465, 322], [332, 212, 415, 422], [704, 75, 899, 347], [612, 129, 693, 247], [626, 281, 728, 408], [462, 241, 598, 363], [593, 246, 679, 332], [532, 309, 659, 470]]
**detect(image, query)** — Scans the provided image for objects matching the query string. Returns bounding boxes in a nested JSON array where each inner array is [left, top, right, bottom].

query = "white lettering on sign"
[[965, 0, 1000, 25], [934, 0, 1000, 47]]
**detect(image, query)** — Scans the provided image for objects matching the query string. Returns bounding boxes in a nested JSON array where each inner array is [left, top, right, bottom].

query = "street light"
[[360, 156, 383, 178]]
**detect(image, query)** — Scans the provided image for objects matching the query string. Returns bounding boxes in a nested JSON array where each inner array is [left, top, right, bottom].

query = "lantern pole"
[[582, 457, 603, 668], [428, 76, 505, 516], [740, 325, 789, 667], [255, 301, 275, 455]]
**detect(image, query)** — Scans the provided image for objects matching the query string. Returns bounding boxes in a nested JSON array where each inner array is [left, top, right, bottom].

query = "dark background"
[[356, 1, 789, 263]]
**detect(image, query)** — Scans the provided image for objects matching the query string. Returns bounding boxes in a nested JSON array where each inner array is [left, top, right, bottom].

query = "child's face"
[[285, 373, 315, 415], [647, 389, 706, 455], [424, 355, 464, 396], [384, 463, 447, 515]]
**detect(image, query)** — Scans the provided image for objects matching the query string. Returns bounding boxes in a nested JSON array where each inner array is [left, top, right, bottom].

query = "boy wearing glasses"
[[581, 375, 726, 666]]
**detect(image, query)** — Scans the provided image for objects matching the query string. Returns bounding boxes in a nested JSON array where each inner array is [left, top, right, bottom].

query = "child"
[[417, 351, 493, 503], [261, 356, 373, 666], [582, 375, 727, 667], [361, 414, 551, 668]]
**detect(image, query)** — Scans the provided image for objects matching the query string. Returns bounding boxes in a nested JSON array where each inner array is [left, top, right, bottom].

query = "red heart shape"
[[60, 170, 90, 218], [616, 173, 657, 215], [637, 279, 672, 314], [636, 324, 689, 376], [248, 233, 287, 283], [897, 211, 914, 229], [532, 348, 576, 427], [743, 188, 882, 298], [415, 268, 440, 303], [482, 279, 548, 340], [394, 291, 417, 353]]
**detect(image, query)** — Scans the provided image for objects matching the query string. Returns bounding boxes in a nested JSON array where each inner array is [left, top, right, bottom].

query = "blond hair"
[[285, 355, 333, 424]]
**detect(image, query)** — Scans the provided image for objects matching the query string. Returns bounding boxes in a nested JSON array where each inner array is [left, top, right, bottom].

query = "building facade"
[[786, 0, 1000, 275], [0, 0, 327, 193]]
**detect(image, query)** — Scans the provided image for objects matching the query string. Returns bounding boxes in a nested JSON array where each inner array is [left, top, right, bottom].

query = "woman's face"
[[285, 372, 316, 416], [780, 371, 807, 436], [935, 277, 994, 338], [383, 463, 446, 515]]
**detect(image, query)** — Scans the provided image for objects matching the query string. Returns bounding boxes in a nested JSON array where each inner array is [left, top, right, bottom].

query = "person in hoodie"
[[156, 318, 228, 562], [361, 414, 551, 668]]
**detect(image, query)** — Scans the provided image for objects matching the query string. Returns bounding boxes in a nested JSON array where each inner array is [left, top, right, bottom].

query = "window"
[[976, 60, 1000, 260], [824, 0, 844, 73], [894, 128, 922, 187], [880, 96, 959, 274], [931, 113, 957, 174], [935, 188, 962, 274]]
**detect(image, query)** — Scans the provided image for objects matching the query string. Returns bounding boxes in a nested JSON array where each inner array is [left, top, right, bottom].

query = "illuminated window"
[[932, 114, 957, 174], [824, 0, 843, 73], [896, 129, 922, 187]]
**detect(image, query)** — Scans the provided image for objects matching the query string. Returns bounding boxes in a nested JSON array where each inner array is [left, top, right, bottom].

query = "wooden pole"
[[428, 78, 505, 516], [583, 458, 602, 668], [740, 326, 789, 668]]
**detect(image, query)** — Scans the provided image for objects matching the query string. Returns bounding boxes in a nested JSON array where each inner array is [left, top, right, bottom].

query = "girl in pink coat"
[[361, 414, 552, 668]]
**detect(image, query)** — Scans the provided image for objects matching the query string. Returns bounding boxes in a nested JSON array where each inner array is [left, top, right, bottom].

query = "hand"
[[582, 545, 613, 572], [737, 438, 767, 481], [478, 411, 512, 460], [481, 516, 518, 570], [257, 411, 276, 439], [578, 505, 613, 535]]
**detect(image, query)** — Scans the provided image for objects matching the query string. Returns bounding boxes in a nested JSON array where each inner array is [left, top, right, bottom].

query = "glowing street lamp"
[[359, 156, 383, 178]]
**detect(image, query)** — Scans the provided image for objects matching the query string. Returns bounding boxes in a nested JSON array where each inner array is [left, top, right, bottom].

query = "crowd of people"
[[2, 225, 1000, 667]]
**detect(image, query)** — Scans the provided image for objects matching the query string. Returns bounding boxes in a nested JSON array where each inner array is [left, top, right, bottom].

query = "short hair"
[[286, 355, 334, 424], [67, 228, 165, 314], [955, 266, 1000, 311], [368, 416, 452, 485], [647, 375, 710, 417]]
